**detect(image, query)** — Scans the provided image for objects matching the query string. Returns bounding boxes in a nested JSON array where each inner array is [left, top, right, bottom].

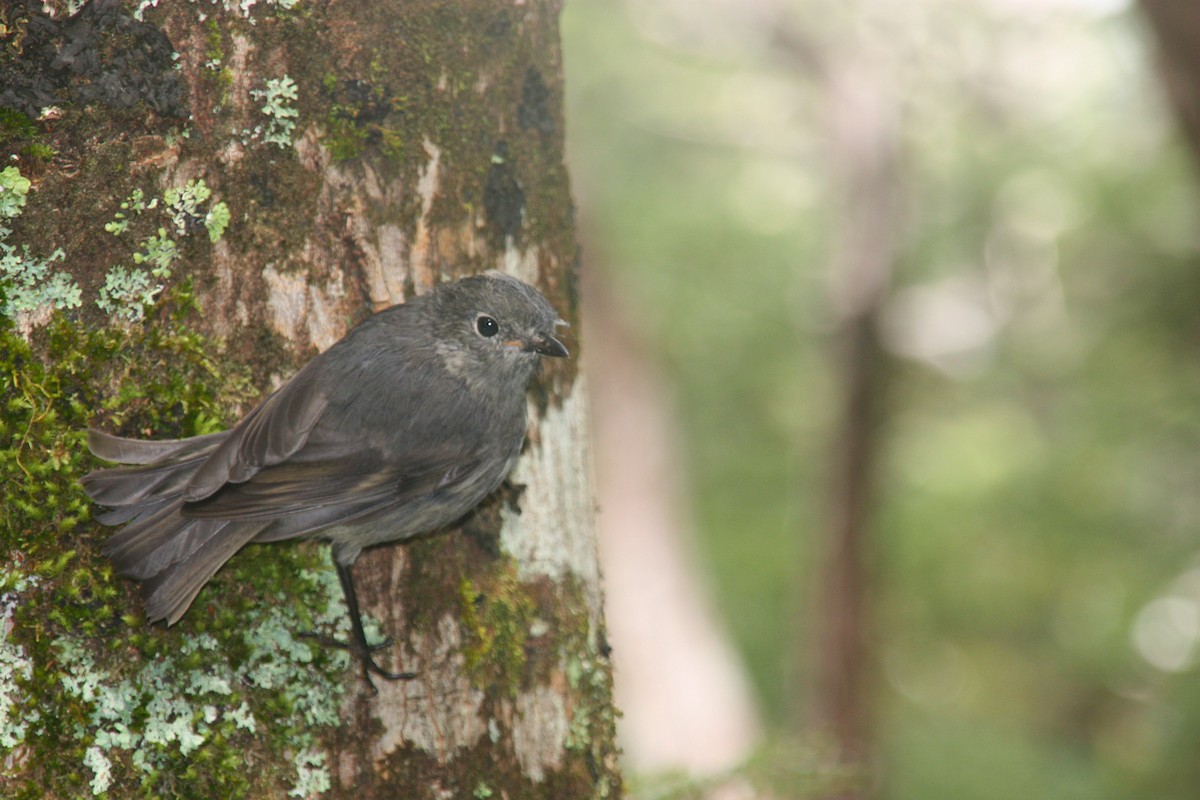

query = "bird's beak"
[[528, 332, 569, 358]]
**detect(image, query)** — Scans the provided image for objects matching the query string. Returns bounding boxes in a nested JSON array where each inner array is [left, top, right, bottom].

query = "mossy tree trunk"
[[0, 1, 618, 798]]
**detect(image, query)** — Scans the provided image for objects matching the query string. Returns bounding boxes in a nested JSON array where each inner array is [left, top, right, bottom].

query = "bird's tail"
[[82, 429, 265, 625]]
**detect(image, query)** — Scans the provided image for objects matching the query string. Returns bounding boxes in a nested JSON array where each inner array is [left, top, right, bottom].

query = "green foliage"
[[564, 2, 1200, 798], [628, 738, 857, 800]]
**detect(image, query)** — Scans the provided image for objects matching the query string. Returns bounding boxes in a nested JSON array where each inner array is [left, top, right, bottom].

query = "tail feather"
[[84, 462, 200, 508], [84, 428, 258, 625], [82, 429, 227, 508], [102, 498, 191, 579], [95, 504, 153, 526], [140, 520, 265, 625], [87, 429, 227, 465]]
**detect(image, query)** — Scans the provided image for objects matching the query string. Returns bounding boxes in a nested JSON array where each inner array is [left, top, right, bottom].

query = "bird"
[[82, 272, 569, 685]]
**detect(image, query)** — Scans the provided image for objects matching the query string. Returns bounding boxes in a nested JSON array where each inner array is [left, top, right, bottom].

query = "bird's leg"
[[301, 559, 416, 690], [336, 560, 417, 685]]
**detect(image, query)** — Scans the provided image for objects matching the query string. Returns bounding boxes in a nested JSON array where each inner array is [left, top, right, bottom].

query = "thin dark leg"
[[336, 559, 416, 685], [302, 560, 416, 690]]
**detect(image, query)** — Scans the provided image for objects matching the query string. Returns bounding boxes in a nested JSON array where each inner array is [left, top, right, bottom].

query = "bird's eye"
[[476, 315, 499, 337]]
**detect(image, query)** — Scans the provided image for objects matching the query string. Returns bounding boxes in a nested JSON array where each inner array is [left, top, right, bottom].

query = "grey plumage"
[[83, 273, 568, 681]]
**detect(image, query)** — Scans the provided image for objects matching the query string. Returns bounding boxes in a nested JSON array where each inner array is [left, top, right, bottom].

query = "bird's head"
[[428, 272, 569, 383]]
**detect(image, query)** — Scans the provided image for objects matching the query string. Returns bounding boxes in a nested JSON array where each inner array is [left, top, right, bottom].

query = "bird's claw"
[[299, 630, 393, 652], [299, 630, 416, 690]]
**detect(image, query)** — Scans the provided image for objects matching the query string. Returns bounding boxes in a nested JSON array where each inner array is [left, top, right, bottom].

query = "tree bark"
[[0, 1, 618, 797]]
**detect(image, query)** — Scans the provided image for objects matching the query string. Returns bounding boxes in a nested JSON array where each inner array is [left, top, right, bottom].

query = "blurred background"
[[561, 0, 1200, 797]]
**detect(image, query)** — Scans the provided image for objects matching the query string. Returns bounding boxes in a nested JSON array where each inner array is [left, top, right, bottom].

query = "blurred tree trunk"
[[777, 27, 902, 797], [812, 59, 899, 794], [1140, 0, 1200, 164], [582, 263, 762, 776], [0, 0, 618, 797]]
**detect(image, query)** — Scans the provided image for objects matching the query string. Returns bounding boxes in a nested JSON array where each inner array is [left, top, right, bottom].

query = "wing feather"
[[183, 372, 329, 502], [180, 444, 484, 540]]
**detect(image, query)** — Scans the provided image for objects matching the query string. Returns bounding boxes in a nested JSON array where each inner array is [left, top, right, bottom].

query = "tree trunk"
[[775, 25, 902, 796], [1139, 0, 1200, 164], [807, 62, 898, 799], [583, 265, 762, 776], [0, 1, 619, 798]]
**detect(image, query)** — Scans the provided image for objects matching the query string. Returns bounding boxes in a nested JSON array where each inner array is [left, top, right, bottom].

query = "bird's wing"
[[182, 453, 396, 519], [179, 442, 486, 538], [183, 370, 330, 502], [178, 316, 496, 537]]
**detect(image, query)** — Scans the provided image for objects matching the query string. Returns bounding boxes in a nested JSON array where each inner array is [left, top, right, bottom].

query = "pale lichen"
[[0, 165, 80, 324], [0, 166, 31, 219], [98, 181, 230, 321], [246, 76, 299, 149], [83, 745, 113, 795], [135, 0, 300, 23], [46, 561, 349, 798], [0, 242, 78, 320], [0, 571, 35, 753], [97, 265, 160, 321], [289, 748, 332, 798]]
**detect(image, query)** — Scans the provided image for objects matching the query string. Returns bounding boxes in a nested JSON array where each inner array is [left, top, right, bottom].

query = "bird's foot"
[[299, 630, 417, 691]]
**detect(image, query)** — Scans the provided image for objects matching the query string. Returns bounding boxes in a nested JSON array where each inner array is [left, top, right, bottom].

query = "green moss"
[[0, 290, 352, 799], [200, 19, 233, 105], [318, 72, 408, 163], [322, 114, 368, 161], [458, 560, 535, 697], [0, 110, 38, 142], [554, 585, 622, 800], [204, 18, 224, 66], [0, 109, 55, 164], [452, 557, 622, 798]]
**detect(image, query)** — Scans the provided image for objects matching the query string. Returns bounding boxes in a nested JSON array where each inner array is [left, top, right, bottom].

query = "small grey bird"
[[82, 272, 568, 684]]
